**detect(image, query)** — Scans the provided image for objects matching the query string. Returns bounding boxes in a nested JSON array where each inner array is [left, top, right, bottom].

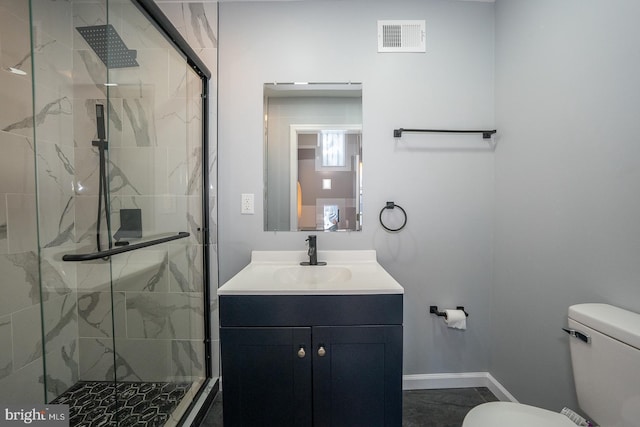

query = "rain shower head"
[[76, 24, 139, 69]]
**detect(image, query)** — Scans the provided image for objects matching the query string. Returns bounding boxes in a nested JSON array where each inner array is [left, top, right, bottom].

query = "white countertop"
[[217, 250, 404, 296]]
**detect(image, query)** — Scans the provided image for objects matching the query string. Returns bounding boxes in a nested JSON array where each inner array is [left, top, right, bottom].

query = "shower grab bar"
[[393, 128, 497, 139], [62, 232, 190, 262]]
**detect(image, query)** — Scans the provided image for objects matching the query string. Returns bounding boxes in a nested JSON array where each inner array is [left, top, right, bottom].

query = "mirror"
[[264, 83, 363, 232]]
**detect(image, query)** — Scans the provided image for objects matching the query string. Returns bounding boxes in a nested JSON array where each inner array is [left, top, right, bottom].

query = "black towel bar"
[[394, 128, 497, 139]]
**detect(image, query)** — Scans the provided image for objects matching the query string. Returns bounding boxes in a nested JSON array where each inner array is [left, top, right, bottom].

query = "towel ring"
[[379, 202, 407, 232]]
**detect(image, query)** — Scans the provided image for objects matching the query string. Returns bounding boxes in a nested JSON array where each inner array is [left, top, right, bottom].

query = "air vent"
[[377, 20, 426, 53]]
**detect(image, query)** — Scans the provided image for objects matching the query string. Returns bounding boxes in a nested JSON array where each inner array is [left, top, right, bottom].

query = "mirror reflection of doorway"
[[293, 126, 361, 231], [264, 83, 362, 232]]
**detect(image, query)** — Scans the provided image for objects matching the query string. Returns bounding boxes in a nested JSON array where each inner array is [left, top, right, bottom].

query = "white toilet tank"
[[568, 304, 640, 427]]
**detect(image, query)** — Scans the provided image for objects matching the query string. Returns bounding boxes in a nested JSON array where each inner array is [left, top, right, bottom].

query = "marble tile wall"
[[0, 0, 50, 405], [0, 0, 215, 404], [157, 0, 219, 381], [32, 0, 81, 403], [72, 0, 210, 385], [0, 0, 78, 403]]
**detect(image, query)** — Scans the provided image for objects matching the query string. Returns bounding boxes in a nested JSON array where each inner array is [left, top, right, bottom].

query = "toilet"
[[463, 303, 640, 427]]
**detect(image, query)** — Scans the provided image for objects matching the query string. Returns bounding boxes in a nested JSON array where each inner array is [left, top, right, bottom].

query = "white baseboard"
[[402, 372, 518, 403]]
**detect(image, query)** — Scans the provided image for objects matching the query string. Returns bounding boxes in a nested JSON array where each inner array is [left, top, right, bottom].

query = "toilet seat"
[[462, 402, 578, 427]]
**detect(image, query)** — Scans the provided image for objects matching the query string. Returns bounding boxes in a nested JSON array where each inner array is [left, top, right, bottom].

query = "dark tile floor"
[[51, 381, 191, 427], [199, 387, 497, 427]]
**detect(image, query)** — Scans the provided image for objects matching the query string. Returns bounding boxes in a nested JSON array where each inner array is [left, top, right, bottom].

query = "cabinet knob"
[[297, 347, 306, 358], [317, 346, 326, 357]]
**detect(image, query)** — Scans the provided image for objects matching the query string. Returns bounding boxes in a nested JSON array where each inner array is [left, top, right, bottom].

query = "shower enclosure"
[[0, 0, 214, 425]]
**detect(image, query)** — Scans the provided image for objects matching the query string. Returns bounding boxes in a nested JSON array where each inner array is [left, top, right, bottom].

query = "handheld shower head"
[[95, 104, 105, 141]]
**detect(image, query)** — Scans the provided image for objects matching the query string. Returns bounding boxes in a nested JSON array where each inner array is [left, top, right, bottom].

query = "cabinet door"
[[221, 327, 312, 427], [312, 325, 403, 427]]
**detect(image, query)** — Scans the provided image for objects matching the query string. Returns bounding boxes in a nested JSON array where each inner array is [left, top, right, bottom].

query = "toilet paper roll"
[[444, 309, 467, 330]]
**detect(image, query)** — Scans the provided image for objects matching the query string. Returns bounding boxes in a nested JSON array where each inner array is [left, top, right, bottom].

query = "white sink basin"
[[218, 250, 404, 296], [274, 266, 352, 285]]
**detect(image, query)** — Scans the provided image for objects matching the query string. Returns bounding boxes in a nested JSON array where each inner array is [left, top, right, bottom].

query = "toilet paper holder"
[[429, 306, 469, 319]]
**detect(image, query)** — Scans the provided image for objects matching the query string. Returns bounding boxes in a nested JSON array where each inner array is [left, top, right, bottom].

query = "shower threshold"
[[51, 380, 191, 426]]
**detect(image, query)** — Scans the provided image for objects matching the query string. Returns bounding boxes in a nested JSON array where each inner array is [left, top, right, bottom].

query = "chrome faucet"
[[301, 235, 326, 266]]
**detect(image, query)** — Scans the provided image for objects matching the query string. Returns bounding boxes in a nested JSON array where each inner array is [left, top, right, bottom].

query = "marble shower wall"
[[0, 0, 211, 405], [33, 0, 80, 402], [73, 0, 207, 385], [0, 0, 78, 404], [156, 0, 219, 380]]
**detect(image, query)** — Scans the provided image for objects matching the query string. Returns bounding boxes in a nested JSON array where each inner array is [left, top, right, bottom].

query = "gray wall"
[[493, 0, 640, 411], [219, 0, 495, 375]]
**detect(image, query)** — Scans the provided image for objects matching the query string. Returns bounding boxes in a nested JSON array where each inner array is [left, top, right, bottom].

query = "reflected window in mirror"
[[321, 130, 346, 167], [264, 83, 362, 232]]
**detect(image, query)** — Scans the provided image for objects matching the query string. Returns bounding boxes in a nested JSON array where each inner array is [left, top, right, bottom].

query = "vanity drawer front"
[[220, 294, 403, 327]]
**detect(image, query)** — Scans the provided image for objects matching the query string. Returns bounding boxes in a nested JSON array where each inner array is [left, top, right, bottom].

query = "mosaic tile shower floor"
[[52, 381, 191, 427]]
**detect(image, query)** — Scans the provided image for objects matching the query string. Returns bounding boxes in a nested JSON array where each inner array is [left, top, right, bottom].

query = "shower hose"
[[93, 104, 112, 254]]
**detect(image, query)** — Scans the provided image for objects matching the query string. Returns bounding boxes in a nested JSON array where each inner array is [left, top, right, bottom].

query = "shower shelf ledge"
[[62, 231, 190, 262]]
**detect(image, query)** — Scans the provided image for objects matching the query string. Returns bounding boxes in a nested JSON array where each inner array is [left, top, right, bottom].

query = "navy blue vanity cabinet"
[[220, 327, 312, 426], [220, 294, 403, 427], [312, 325, 403, 427]]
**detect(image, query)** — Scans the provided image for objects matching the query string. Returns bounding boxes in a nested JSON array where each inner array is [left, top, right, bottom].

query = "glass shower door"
[[29, 0, 209, 425], [105, 1, 207, 424], [15, 2, 121, 425], [0, 0, 46, 406]]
